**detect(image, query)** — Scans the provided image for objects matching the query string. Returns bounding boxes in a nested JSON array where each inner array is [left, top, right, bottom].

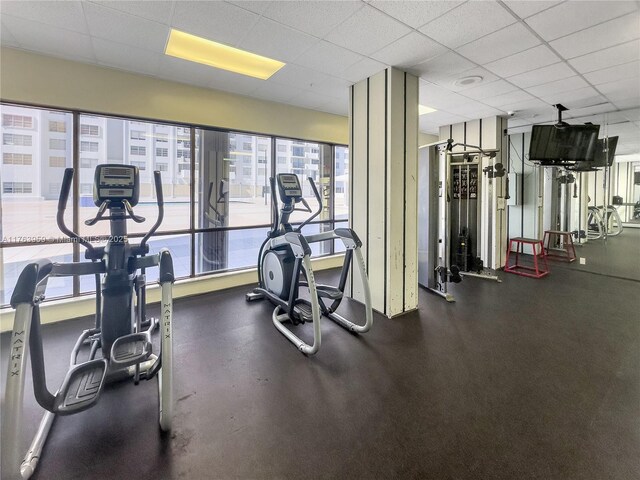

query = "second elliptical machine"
[[246, 173, 372, 355]]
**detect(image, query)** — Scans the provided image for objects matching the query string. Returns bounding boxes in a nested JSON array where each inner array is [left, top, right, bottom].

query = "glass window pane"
[[2, 244, 73, 305], [275, 139, 332, 224], [78, 116, 191, 237], [195, 227, 270, 274], [334, 145, 349, 221], [1, 105, 74, 241], [196, 130, 272, 232]]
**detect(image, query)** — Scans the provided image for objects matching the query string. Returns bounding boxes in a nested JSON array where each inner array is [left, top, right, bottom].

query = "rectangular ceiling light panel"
[[165, 29, 285, 80]]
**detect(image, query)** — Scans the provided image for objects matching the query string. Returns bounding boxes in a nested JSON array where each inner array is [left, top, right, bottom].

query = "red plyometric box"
[[543, 230, 577, 263], [505, 237, 549, 278]]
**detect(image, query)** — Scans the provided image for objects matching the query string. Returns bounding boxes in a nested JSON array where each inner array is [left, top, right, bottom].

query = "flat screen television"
[[529, 124, 600, 165], [568, 136, 618, 171]]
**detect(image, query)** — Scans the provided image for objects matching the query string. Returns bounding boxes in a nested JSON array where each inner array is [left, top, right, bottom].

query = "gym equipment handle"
[[58, 168, 74, 212], [57, 168, 96, 257], [140, 171, 165, 251], [295, 177, 322, 232]]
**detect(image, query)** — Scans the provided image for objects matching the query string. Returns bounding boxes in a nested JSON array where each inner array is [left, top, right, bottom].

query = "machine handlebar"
[[140, 171, 165, 251], [58, 168, 74, 212], [295, 177, 323, 232], [57, 168, 97, 257]]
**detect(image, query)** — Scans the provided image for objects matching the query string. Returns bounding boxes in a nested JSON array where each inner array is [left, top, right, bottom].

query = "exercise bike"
[[2, 164, 175, 480], [246, 173, 372, 355]]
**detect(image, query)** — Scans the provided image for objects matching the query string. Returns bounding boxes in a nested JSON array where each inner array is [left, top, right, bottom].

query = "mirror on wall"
[[507, 108, 640, 282]]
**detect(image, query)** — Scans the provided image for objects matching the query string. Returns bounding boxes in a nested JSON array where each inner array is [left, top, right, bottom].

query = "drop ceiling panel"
[[507, 62, 575, 89], [482, 90, 536, 108], [246, 81, 303, 104], [295, 41, 363, 74], [597, 77, 640, 101], [457, 23, 541, 65], [371, 32, 447, 68], [584, 61, 639, 86], [91, 1, 175, 25], [569, 40, 640, 74], [324, 5, 412, 56], [238, 17, 317, 63], [433, 67, 499, 92], [305, 76, 351, 101], [157, 55, 217, 89], [526, 76, 590, 98], [445, 103, 504, 119], [564, 102, 618, 119], [419, 2, 516, 49], [226, 1, 273, 15], [0, 0, 89, 34], [171, 1, 261, 48], [341, 57, 387, 83], [369, 0, 463, 29], [409, 52, 475, 82], [502, 1, 561, 19], [539, 86, 604, 107], [461, 79, 520, 100], [549, 12, 640, 59], [93, 37, 161, 76], [84, 2, 169, 53], [525, 1, 637, 41], [261, 1, 362, 38], [3, 14, 95, 62], [268, 64, 331, 90], [484, 45, 560, 78], [0, 21, 20, 47]]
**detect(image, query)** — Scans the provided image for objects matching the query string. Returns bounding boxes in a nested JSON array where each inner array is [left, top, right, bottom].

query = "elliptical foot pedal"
[[292, 300, 314, 323], [54, 359, 107, 415], [110, 333, 152, 368], [315, 284, 343, 300]]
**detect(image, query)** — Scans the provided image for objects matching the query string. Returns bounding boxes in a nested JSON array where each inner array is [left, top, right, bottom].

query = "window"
[[334, 146, 349, 221], [81, 141, 98, 152], [3, 133, 32, 146], [131, 146, 146, 155], [80, 158, 99, 168], [1, 104, 346, 306], [3, 182, 32, 194], [131, 161, 146, 170], [49, 156, 66, 167], [49, 121, 66, 133], [50, 139, 66, 150], [3, 153, 32, 165], [3, 114, 33, 129], [80, 124, 99, 136]]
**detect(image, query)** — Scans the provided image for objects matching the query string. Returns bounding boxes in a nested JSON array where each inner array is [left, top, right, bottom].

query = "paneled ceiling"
[[1, 0, 639, 154]]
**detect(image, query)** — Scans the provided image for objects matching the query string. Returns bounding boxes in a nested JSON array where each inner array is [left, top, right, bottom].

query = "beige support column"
[[348, 68, 418, 318]]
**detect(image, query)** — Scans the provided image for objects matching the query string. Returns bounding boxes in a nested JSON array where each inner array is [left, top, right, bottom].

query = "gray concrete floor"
[[1, 256, 639, 479]]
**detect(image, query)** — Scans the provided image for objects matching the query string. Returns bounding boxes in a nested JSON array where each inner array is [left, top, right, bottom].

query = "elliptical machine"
[[2, 165, 175, 480], [246, 173, 372, 355]]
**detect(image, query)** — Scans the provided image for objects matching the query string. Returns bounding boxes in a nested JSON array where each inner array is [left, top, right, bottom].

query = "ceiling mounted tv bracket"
[[553, 103, 569, 128]]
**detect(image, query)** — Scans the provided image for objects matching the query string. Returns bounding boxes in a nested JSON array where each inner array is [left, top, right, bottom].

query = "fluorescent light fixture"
[[419, 105, 437, 115], [165, 29, 285, 80]]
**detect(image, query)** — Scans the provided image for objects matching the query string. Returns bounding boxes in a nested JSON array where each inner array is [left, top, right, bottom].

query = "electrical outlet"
[[579, 257, 586, 265]]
